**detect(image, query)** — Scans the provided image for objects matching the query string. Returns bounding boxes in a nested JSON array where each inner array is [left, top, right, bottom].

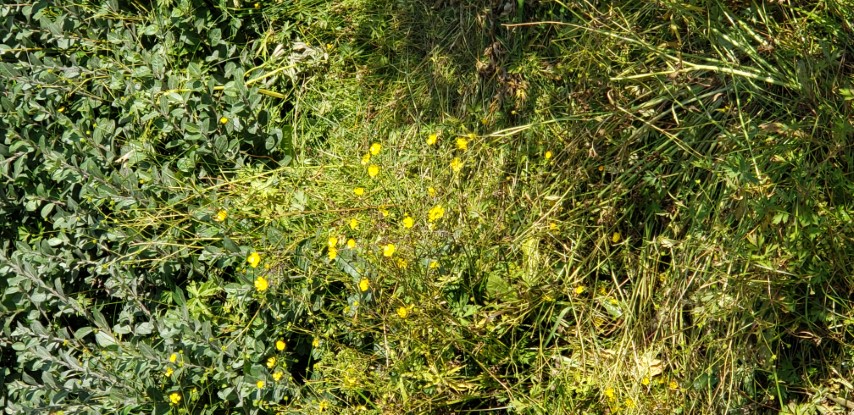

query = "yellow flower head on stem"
[[450, 157, 463, 173], [273, 371, 283, 381], [328, 237, 338, 248], [348, 218, 359, 230], [328, 247, 338, 260], [276, 339, 286, 351], [396, 306, 410, 319], [219, 116, 228, 125], [256, 380, 265, 389], [346, 239, 357, 249], [426, 133, 438, 145], [247, 252, 261, 268], [169, 392, 181, 405], [169, 353, 178, 363], [358, 278, 370, 292], [214, 210, 227, 222], [401, 216, 414, 229], [427, 187, 436, 197], [255, 276, 269, 292], [361, 153, 371, 165], [370, 142, 382, 155], [428, 205, 445, 222], [545, 150, 553, 160], [382, 243, 396, 258], [367, 164, 380, 178], [456, 137, 468, 151], [354, 187, 365, 196], [574, 285, 586, 295], [165, 367, 174, 377], [266, 356, 276, 369]]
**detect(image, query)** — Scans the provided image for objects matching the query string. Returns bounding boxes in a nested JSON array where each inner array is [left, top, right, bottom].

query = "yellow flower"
[[544, 150, 553, 160], [328, 237, 338, 248], [312, 337, 321, 347], [450, 157, 463, 173], [396, 306, 410, 319], [169, 392, 181, 405], [426, 133, 438, 145], [256, 380, 265, 389], [382, 243, 396, 257], [625, 398, 635, 409], [429, 260, 439, 269], [219, 116, 228, 124], [379, 207, 389, 218], [169, 353, 177, 363], [319, 400, 330, 412], [247, 252, 261, 268], [427, 187, 436, 197], [456, 137, 468, 151], [642, 376, 650, 386], [276, 339, 286, 351], [255, 276, 269, 292], [273, 371, 283, 381], [574, 285, 586, 295], [214, 210, 227, 222], [254, 2, 260, 8], [165, 367, 174, 377], [266, 356, 276, 369], [354, 187, 365, 196], [396, 258, 408, 268], [370, 142, 382, 155], [612, 232, 621, 243], [604, 387, 615, 400], [346, 239, 357, 249], [367, 164, 380, 178], [358, 278, 370, 292], [361, 153, 371, 165], [328, 247, 338, 260], [401, 216, 414, 229], [669, 380, 679, 391], [348, 218, 359, 230], [428, 205, 445, 222]]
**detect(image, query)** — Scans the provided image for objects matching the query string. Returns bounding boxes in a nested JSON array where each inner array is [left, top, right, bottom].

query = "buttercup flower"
[[401, 216, 414, 229], [428, 205, 445, 222], [382, 243, 396, 258], [397, 306, 410, 319], [219, 116, 228, 124], [361, 153, 371, 165], [347, 239, 357, 249], [545, 150, 553, 160], [574, 285, 586, 295], [169, 353, 178, 363], [348, 218, 359, 230], [359, 278, 370, 292], [247, 252, 261, 268], [273, 371, 283, 381], [328, 237, 338, 248], [328, 247, 338, 260], [456, 137, 468, 151], [427, 187, 436, 197], [426, 133, 438, 145], [312, 337, 321, 347], [165, 367, 174, 377], [214, 210, 227, 222], [450, 157, 463, 173], [255, 276, 269, 292], [354, 187, 365, 196], [169, 392, 181, 405], [256, 380, 265, 389], [276, 339, 286, 351], [267, 356, 276, 369], [368, 164, 380, 178], [379, 207, 389, 218], [370, 142, 382, 155]]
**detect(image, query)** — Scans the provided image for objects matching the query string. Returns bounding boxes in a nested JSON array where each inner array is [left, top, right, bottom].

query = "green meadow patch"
[[2, 1, 853, 414]]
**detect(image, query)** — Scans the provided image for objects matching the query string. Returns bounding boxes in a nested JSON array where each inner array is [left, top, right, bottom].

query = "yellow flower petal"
[[426, 133, 438, 145], [276, 340, 286, 351], [401, 216, 414, 229], [359, 278, 370, 292], [255, 276, 269, 292], [354, 187, 365, 196], [367, 164, 380, 178], [382, 243, 396, 258]]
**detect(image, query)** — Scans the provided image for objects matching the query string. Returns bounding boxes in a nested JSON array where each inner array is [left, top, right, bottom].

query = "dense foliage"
[[2, 0, 853, 414]]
